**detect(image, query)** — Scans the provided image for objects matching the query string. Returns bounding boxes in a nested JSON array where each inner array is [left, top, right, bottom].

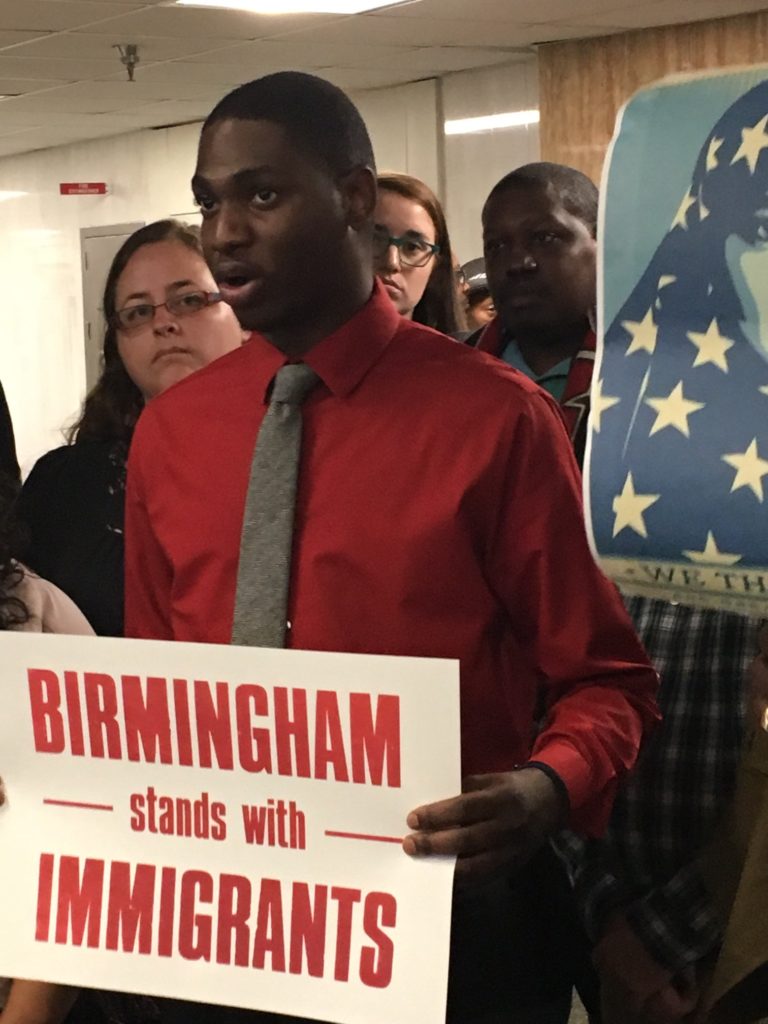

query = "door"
[[81, 222, 144, 392]]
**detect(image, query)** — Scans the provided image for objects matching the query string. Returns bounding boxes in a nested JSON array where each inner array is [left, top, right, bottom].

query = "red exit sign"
[[59, 182, 109, 196]]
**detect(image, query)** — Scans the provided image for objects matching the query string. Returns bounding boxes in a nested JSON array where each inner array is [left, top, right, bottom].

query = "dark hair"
[[468, 288, 491, 309], [0, 473, 28, 630], [69, 220, 203, 445], [204, 71, 375, 178], [485, 162, 599, 237], [377, 172, 465, 336]]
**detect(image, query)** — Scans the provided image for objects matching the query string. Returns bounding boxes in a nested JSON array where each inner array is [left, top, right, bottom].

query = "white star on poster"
[[645, 381, 705, 437], [622, 308, 658, 355], [671, 189, 697, 230], [687, 319, 735, 372], [760, 385, 768, 397], [722, 439, 768, 501], [698, 188, 710, 220], [655, 276, 677, 311], [682, 531, 742, 566], [706, 136, 724, 172], [612, 472, 660, 538], [591, 378, 620, 433], [732, 114, 768, 173]]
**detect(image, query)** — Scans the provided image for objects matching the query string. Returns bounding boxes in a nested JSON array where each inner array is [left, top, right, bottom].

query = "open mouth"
[[217, 272, 262, 306]]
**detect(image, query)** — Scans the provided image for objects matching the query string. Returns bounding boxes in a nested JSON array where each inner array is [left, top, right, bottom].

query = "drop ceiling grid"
[[0, 0, 759, 156]]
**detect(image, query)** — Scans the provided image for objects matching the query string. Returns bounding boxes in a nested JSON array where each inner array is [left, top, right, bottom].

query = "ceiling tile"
[[0, 1, 146, 33], [0, 76, 69, 94], [0, 0, 755, 158], [122, 97, 211, 123], [0, 30, 54, 50], [129, 60, 252, 86], [2, 89, 160, 114], [345, 45, 518, 74], [285, 15, 535, 48], [8, 32, 225, 61], [324, 66, 426, 90], [59, 76, 218, 102], [77, 5, 339, 40], [183, 38, 422, 67], [0, 55, 123, 79], [0, 124, 44, 140], [371, 0, 631, 21]]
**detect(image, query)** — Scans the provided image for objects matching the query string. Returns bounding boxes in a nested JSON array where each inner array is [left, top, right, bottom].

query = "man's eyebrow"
[[192, 167, 277, 192]]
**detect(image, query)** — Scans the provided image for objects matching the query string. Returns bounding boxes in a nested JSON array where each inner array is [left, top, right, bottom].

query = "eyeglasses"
[[113, 290, 223, 332], [373, 225, 440, 268]]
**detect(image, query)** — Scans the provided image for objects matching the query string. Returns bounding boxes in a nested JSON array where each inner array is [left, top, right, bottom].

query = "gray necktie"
[[231, 362, 320, 648]]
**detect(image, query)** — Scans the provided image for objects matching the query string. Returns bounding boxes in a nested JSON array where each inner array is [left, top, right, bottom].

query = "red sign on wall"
[[59, 182, 109, 196]]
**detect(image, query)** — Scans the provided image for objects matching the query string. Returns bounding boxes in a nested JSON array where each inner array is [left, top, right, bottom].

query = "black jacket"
[[0, 379, 19, 485]]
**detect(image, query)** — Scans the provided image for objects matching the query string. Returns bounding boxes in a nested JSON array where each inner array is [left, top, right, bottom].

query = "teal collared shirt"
[[500, 338, 571, 402]]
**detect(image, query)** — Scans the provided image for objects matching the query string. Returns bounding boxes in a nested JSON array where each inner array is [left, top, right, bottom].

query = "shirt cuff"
[[624, 866, 723, 974], [529, 738, 595, 826], [524, 760, 571, 820]]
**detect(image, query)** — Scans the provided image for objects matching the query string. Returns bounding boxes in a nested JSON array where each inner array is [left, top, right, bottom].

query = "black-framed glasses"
[[373, 224, 440, 268], [113, 290, 223, 332]]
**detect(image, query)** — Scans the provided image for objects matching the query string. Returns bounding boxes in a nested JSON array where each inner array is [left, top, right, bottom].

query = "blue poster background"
[[587, 66, 768, 610]]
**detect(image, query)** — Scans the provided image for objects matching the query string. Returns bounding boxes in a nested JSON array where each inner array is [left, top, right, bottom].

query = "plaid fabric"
[[557, 597, 761, 974]]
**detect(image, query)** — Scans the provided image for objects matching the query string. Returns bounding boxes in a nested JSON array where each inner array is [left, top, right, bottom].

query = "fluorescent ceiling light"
[[173, 0, 412, 12], [0, 191, 28, 202], [445, 110, 540, 136]]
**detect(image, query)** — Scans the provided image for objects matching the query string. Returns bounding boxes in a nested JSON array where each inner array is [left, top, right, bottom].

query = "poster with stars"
[[586, 66, 768, 613]]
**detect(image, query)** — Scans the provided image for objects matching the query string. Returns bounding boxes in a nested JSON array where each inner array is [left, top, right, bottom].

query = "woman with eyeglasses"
[[374, 172, 466, 336], [17, 219, 245, 638]]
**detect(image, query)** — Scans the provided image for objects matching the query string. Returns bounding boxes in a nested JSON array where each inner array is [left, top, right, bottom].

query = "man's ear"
[[340, 165, 377, 230]]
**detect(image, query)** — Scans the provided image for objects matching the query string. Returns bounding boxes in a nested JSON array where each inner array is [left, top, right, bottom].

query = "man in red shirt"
[[125, 73, 658, 1024]]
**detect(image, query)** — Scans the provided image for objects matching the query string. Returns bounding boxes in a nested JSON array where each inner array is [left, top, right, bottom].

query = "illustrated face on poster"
[[587, 69, 768, 611]]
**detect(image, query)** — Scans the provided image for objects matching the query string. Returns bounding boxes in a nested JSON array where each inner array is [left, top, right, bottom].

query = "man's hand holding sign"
[[405, 769, 565, 881]]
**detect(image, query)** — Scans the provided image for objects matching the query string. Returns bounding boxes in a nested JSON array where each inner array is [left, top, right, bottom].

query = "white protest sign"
[[0, 632, 460, 1024]]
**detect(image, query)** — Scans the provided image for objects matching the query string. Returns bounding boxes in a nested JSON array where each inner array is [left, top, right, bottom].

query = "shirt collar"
[[247, 280, 401, 401]]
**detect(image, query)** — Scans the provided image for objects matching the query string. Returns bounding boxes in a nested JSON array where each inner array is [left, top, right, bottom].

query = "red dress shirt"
[[125, 283, 658, 836]]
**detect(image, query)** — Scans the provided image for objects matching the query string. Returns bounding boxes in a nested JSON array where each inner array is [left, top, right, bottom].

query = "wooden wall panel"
[[539, 11, 768, 185]]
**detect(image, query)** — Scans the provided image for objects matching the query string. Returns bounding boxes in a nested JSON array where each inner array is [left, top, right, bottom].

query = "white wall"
[[0, 124, 201, 472], [0, 67, 538, 470], [355, 79, 440, 189], [0, 80, 439, 471], [442, 60, 540, 264]]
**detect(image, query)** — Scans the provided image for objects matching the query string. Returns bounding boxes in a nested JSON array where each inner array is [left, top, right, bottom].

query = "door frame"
[[80, 221, 144, 390]]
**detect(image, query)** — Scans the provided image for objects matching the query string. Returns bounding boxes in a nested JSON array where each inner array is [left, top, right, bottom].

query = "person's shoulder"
[[161, 342, 251, 403], [11, 565, 94, 636], [26, 443, 72, 476], [138, 343, 253, 433], [24, 440, 117, 493], [391, 320, 551, 404]]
